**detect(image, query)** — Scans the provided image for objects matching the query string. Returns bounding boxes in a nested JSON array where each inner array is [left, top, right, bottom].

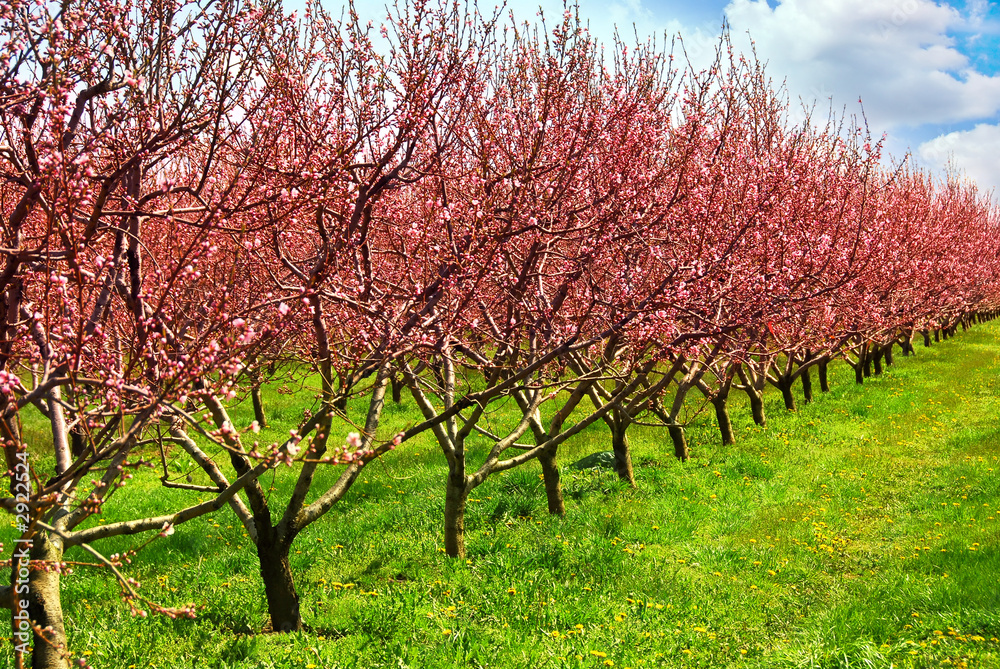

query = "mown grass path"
[[5, 324, 1000, 668]]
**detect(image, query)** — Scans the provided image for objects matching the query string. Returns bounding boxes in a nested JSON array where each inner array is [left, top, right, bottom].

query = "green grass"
[[5, 325, 1000, 668]]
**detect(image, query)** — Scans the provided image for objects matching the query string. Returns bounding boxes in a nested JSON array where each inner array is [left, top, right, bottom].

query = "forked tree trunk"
[[818, 360, 829, 392], [712, 395, 735, 445], [668, 424, 688, 461], [538, 445, 566, 514], [443, 472, 469, 558], [258, 538, 302, 633], [28, 532, 68, 669]]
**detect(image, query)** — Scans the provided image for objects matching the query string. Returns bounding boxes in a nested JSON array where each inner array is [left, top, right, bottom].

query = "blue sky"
[[309, 0, 1000, 194]]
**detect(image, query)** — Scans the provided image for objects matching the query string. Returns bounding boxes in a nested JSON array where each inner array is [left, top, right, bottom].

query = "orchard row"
[[1, 0, 998, 666]]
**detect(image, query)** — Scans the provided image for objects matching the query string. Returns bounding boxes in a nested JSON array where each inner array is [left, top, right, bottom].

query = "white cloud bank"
[[724, 0, 1000, 127], [722, 0, 1000, 192], [918, 123, 1000, 195]]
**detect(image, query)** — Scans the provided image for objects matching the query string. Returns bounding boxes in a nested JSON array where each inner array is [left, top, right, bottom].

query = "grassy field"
[[5, 323, 1000, 668]]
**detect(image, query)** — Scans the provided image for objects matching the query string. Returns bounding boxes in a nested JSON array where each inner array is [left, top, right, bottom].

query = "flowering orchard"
[[2, 0, 999, 666]]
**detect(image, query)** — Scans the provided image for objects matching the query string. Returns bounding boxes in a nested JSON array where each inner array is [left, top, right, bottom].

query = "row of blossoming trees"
[[2, 0, 999, 666]]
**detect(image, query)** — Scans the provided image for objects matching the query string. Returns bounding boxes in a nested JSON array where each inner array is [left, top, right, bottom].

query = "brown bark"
[[854, 362, 864, 385], [250, 384, 267, 428], [748, 391, 766, 427], [818, 360, 829, 392], [712, 395, 735, 445], [922, 329, 931, 347], [538, 446, 566, 514], [778, 377, 795, 411], [69, 425, 85, 459], [872, 350, 883, 376], [669, 424, 688, 461], [801, 366, 813, 404], [258, 539, 302, 633], [610, 420, 636, 487]]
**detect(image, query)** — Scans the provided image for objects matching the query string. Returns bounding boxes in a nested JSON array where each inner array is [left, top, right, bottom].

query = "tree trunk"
[[862, 353, 872, 378], [538, 446, 566, 514], [854, 363, 864, 385], [443, 472, 469, 558], [27, 532, 68, 669], [668, 424, 688, 462], [934, 329, 940, 342], [251, 384, 267, 428], [748, 391, 766, 427], [258, 539, 302, 633], [69, 425, 85, 459], [818, 360, 829, 392], [884, 344, 894, 366], [610, 422, 636, 487], [391, 375, 403, 404], [712, 395, 735, 446], [801, 366, 813, 404], [922, 330, 931, 347], [778, 377, 796, 411], [872, 351, 883, 376]]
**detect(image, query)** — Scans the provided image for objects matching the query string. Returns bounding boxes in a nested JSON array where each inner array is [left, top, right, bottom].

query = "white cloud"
[[723, 0, 1000, 128], [918, 123, 1000, 194]]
